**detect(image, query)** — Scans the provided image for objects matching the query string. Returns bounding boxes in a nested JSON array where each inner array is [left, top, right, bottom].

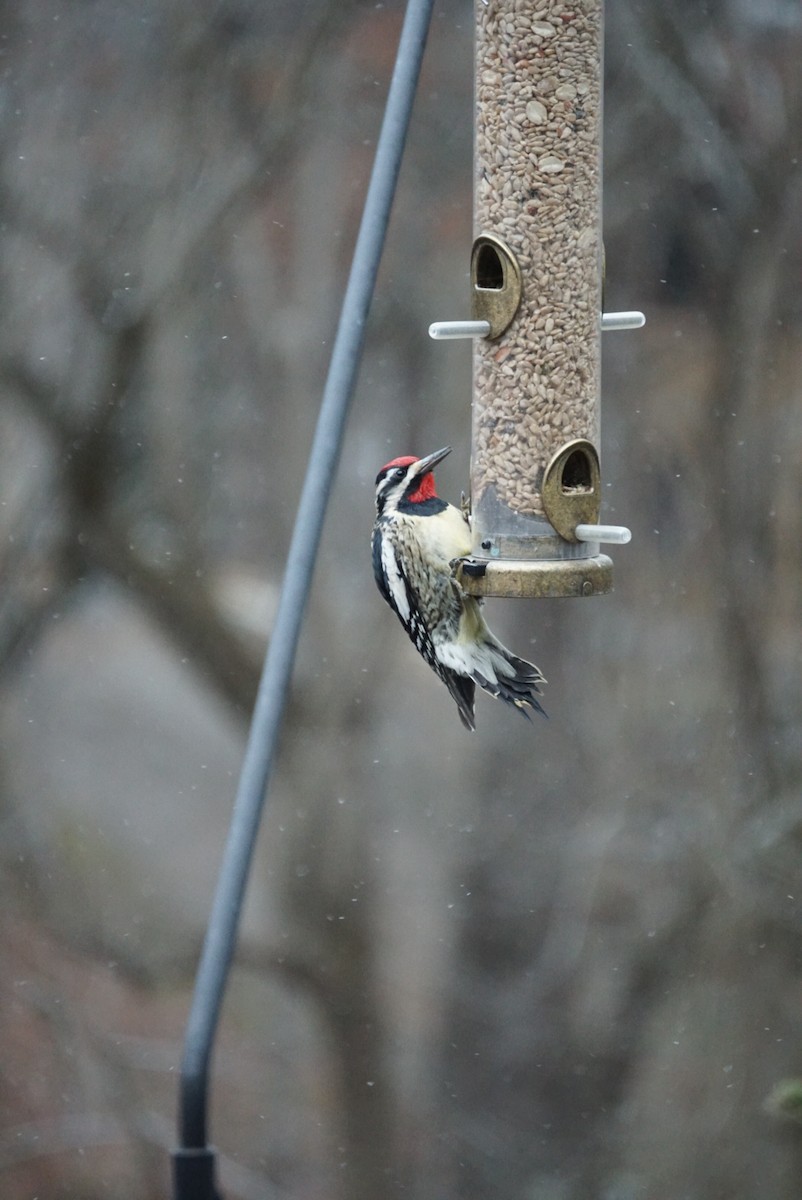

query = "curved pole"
[[172, 2, 436, 1196]]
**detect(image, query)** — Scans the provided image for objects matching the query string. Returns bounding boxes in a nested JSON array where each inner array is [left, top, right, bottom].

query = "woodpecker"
[[372, 445, 546, 730]]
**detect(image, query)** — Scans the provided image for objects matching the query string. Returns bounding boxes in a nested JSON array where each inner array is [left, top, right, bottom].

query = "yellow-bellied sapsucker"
[[372, 446, 546, 731]]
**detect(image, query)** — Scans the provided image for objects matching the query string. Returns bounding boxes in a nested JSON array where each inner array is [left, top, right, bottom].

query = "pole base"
[[172, 1147, 221, 1200]]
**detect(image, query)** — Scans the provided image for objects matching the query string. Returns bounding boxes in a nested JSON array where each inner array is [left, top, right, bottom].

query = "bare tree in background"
[[440, 6, 802, 1199], [0, 2, 801, 1199]]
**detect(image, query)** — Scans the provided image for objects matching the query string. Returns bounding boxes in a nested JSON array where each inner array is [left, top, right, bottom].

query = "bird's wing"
[[372, 525, 411, 621]]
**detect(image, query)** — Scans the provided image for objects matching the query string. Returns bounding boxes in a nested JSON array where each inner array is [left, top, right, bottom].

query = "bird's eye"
[[393, 468, 406, 479]]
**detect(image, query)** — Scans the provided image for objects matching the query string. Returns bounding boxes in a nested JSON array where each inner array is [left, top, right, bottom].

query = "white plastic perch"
[[575, 524, 632, 545], [429, 312, 645, 340]]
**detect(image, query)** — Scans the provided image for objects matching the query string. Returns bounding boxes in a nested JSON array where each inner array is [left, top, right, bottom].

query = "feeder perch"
[[431, 0, 640, 600]]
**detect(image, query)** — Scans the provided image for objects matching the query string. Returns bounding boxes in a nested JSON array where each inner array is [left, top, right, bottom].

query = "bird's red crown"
[[379, 455, 439, 504]]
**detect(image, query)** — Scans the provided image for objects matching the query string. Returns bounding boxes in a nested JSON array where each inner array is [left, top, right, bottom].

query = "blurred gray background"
[[0, 1, 800, 1198]]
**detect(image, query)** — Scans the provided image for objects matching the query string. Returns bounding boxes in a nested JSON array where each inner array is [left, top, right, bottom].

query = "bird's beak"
[[412, 445, 452, 478]]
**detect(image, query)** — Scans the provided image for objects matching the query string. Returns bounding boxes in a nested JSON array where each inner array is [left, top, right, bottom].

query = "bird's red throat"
[[406, 472, 437, 504]]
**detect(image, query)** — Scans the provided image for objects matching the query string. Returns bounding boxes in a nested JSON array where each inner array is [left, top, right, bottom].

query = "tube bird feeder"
[[430, 0, 640, 599]]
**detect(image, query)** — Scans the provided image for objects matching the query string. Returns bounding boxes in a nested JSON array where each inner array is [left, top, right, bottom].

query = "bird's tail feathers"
[[443, 669, 476, 731], [473, 640, 547, 720]]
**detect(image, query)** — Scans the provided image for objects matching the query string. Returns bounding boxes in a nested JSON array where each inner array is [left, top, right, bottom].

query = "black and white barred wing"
[[372, 525, 476, 729], [372, 525, 439, 669]]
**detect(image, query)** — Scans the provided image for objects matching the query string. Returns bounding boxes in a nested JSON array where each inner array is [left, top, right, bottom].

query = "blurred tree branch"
[[613, 0, 802, 805], [1, 351, 262, 713], [0, 0, 361, 718]]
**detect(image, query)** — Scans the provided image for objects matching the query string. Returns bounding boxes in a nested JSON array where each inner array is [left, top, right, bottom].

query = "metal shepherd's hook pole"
[[171, 2, 436, 1197]]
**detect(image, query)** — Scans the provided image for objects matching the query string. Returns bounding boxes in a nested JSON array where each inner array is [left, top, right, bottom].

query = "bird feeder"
[[430, 0, 642, 599]]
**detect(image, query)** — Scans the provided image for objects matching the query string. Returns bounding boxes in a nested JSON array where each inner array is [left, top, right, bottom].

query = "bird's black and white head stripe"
[[374, 446, 451, 517]]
